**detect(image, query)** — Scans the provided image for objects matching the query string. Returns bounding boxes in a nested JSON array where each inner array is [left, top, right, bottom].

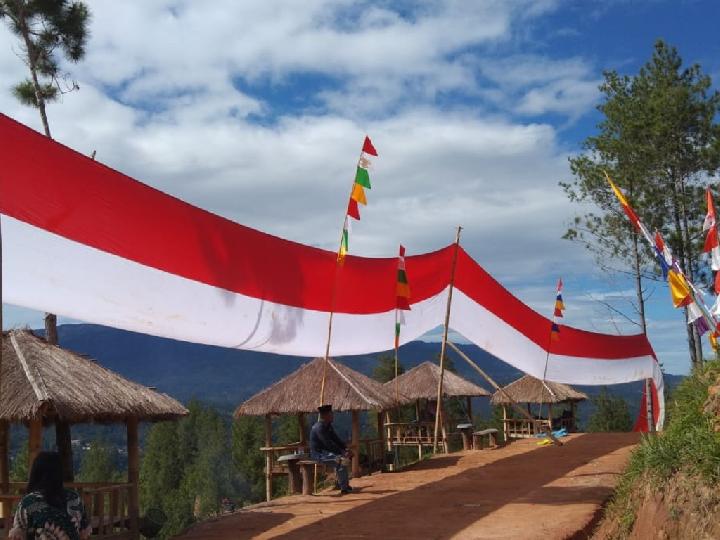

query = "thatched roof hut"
[[386, 361, 490, 403], [1, 329, 188, 423], [235, 357, 395, 417], [490, 375, 588, 405]]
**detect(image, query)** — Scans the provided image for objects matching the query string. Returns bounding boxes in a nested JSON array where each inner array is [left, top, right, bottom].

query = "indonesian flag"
[[0, 114, 665, 430]]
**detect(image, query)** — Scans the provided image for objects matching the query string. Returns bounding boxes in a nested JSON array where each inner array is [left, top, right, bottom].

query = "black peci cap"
[[318, 404, 332, 414]]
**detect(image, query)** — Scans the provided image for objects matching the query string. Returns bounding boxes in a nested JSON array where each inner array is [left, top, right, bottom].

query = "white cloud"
[[0, 0, 697, 373]]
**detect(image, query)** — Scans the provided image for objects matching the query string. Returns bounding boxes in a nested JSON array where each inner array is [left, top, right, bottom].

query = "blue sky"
[[1, 0, 718, 375]]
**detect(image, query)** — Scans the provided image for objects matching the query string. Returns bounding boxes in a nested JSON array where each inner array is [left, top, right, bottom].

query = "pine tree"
[[561, 40, 720, 368], [231, 416, 266, 504], [587, 388, 632, 432], [373, 354, 405, 383], [77, 439, 121, 483]]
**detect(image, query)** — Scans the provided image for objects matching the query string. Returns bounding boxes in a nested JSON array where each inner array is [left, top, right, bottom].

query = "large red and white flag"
[[0, 114, 664, 429]]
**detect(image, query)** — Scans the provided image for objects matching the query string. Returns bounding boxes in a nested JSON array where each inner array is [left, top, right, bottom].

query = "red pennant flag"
[[347, 198, 360, 220], [362, 136, 378, 156]]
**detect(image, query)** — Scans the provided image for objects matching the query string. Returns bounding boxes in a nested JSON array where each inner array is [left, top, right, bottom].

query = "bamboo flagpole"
[[433, 226, 462, 453], [539, 278, 563, 425], [394, 244, 411, 405], [318, 136, 379, 406]]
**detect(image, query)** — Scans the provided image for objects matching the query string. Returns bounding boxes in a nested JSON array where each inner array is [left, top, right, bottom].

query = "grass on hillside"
[[604, 361, 720, 534]]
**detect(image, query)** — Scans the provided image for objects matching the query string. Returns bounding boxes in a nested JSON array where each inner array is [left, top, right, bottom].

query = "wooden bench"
[[297, 460, 322, 495], [473, 428, 499, 449], [278, 453, 307, 495], [457, 423, 474, 450]]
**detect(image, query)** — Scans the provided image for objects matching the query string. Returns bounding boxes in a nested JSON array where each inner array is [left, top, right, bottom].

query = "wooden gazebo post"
[[126, 416, 140, 540], [351, 411, 360, 478], [264, 414, 272, 502], [0, 420, 8, 518], [297, 413, 306, 448], [28, 416, 43, 469]]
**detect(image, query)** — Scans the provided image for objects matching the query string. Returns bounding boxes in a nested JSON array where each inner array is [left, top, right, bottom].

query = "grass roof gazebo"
[[490, 375, 588, 440], [235, 357, 395, 501], [384, 361, 491, 454], [0, 330, 188, 538]]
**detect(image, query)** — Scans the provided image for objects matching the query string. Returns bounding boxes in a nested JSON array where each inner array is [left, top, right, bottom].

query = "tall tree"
[[372, 354, 405, 383], [561, 40, 720, 368], [77, 439, 121, 483], [0, 0, 89, 138], [587, 388, 632, 433], [141, 402, 238, 539]]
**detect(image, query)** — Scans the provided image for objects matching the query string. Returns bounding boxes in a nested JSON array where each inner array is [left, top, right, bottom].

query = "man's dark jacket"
[[310, 420, 347, 454]]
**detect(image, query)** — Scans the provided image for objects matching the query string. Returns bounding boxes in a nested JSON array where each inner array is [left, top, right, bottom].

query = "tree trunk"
[[631, 231, 655, 432], [18, 18, 52, 138], [19, 18, 59, 342], [670, 175, 699, 366], [630, 232, 647, 335]]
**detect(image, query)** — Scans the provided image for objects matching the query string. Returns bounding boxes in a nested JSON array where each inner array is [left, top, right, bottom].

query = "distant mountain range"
[[44, 324, 682, 425]]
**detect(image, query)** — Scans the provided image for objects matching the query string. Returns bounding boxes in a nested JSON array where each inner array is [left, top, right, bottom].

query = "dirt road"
[[179, 433, 638, 539]]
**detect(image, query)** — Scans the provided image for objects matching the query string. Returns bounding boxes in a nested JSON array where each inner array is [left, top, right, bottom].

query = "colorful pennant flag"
[[362, 136, 378, 156], [554, 279, 565, 318], [337, 217, 349, 263], [550, 279, 563, 341], [654, 231, 672, 279], [688, 301, 711, 336], [668, 269, 693, 308], [550, 322, 561, 341], [395, 245, 411, 349], [337, 136, 378, 262]]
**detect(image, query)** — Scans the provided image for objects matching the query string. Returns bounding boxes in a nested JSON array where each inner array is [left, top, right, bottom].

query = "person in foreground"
[[10, 451, 91, 540], [310, 404, 354, 494]]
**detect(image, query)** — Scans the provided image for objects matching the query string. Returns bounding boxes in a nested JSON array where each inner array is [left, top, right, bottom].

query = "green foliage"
[[560, 40, 720, 365], [10, 446, 28, 482], [373, 354, 404, 383], [77, 439, 122, 483], [1, 0, 90, 122], [140, 401, 237, 539], [587, 388, 633, 433], [231, 416, 266, 504], [606, 362, 720, 535]]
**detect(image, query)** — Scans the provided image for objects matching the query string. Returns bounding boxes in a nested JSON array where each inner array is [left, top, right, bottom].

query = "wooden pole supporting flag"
[[433, 226, 462, 453], [539, 280, 561, 427], [447, 341, 562, 447], [319, 144, 370, 407]]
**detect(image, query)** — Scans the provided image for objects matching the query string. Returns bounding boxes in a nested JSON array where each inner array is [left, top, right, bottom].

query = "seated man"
[[310, 404, 354, 494]]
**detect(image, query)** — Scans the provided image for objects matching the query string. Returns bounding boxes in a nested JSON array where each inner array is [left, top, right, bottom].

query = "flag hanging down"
[[0, 114, 666, 430], [554, 279, 565, 318], [703, 188, 720, 292], [654, 231, 672, 279], [337, 136, 378, 262], [549, 278, 564, 341], [395, 245, 411, 348]]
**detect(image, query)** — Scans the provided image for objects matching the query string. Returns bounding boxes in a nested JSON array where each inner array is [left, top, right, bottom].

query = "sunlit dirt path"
[[178, 433, 638, 540]]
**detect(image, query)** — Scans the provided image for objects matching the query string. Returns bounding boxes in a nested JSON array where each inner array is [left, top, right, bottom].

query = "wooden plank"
[[297, 413, 307, 447], [28, 417, 43, 471], [264, 414, 272, 502], [0, 420, 9, 520], [126, 416, 140, 540], [55, 421, 74, 482], [351, 411, 360, 477]]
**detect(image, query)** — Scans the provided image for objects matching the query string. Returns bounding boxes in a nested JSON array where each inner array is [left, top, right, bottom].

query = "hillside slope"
[[592, 362, 720, 539], [41, 324, 681, 423]]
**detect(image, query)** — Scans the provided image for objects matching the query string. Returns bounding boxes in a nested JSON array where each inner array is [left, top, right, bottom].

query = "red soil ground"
[[179, 432, 639, 540]]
